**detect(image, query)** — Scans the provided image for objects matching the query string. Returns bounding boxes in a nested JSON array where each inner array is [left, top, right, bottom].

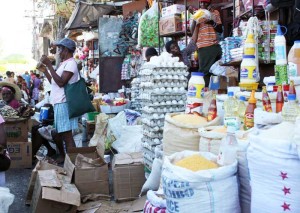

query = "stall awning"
[[65, 1, 115, 30]]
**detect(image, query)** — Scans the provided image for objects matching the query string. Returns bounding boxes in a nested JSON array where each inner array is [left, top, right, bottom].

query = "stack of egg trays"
[[139, 65, 188, 171]]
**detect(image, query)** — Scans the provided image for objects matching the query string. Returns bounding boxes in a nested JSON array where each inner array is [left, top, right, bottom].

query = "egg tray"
[[142, 142, 156, 152], [154, 145, 163, 160], [139, 82, 187, 89], [143, 151, 156, 162], [139, 68, 188, 76], [142, 124, 164, 132], [142, 130, 163, 139], [142, 137, 163, 146], [141, 106, 186, 114], [139, 92, 187, 99], [143, 158, 153, 172]]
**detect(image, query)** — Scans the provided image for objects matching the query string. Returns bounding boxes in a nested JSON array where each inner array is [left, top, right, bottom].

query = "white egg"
[[178, 100, 184, 105], [153, 114, 159, 119], [166, 87, 172, 92], [166, 101, 171, 105], [179, 87, 185, 91], [160, 87, 166, 92], [173, 87, 179, 93], [172, 100, 178, 104]]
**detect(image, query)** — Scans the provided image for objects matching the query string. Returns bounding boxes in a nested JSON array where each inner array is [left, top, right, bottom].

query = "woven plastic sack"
[[162, 151, 240, 213], [198, 126, 227, 155], [247, 122, 300, 213], [163, 113, 220, 157]]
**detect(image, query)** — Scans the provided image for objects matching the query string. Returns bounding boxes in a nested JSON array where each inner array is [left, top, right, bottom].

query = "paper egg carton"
[[142, 136, 162, 146]]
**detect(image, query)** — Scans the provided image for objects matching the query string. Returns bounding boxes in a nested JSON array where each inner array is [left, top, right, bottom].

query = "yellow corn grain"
[[175, 154, 218, 171], [172, 114, 208, 125]]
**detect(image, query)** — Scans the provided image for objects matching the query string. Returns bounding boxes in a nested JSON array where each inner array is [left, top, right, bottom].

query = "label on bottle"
[[275, 45, 287, 61], [207, 108, 217, 121], [187, 84, 204, 99], [185, 100, 203, 115], [276, 103, 284, 113], [224, 117, 240, 130], [241, 66, 257, 81], [288, 62, 298, 77], [244, 112, 254, 129]]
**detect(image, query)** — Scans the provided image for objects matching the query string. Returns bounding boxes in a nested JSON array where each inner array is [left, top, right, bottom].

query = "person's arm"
[[37, 66, 52, 83], [40, 56, 74, 88], [205, 20, 223, 33], [0, 117, 6, 148]]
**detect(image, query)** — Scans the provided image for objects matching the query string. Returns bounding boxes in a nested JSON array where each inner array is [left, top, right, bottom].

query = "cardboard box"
[[4, 118, 28, 142], [7, 141, 32, 169], [26, 161, 67, 205], [31, 170, 80, 213], [161, 4, 185, 18], [159, 16, 182, 36], [113, 152, 145, 201], [64, 147, 110, 197]]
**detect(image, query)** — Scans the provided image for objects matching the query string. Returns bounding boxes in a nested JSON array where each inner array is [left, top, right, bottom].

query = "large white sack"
[[247, 122, 300, 213], [163, 113, 220, 157], [237, 138, 251, 213], [112, 125, 143, 153], [162, 151, 240, 213], [198, 126, 226, 155], [0, 187, 14, 213]]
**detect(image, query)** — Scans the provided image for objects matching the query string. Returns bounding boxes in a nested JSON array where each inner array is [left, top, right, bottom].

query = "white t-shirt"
[[50, 58, 79, 105]]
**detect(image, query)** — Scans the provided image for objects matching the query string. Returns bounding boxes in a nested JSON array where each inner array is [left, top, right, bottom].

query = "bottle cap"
[[227, 126, 236, 133], [228, 91, 234, 97], [288, 94, 296, 101], [191, 72, 204, 77], [239, 96, 246, 101], [243, 55, 255, 59], [276, 25, 283, 36], [248, 90, 257, 104]]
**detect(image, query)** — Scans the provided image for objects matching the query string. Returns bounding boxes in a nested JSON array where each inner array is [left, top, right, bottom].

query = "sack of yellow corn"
[[192, 9, 211, 22], [175, 154, 218, 171]]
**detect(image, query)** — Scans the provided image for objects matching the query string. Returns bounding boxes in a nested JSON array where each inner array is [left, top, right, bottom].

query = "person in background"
[[17, 76, 30, 103], [10, 72, 17, 83], [192, 0, 223, 87], [38, 38, 79, 158], [0, 115, 10, 186], [23, 71, 31, 89], [165, 24, 199, 67], [145, 47, 158, 62], [4, 71, 16, 84], [0, 82, 22, 109], [32, 74, 41, 104]]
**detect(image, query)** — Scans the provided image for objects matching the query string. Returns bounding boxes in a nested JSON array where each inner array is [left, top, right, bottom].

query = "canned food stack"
[[138, 62, 188, 171]]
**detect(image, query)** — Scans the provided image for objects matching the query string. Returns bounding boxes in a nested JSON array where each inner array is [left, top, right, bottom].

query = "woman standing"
[[32, 74, 41, 104], [38, 38, 79, 158]]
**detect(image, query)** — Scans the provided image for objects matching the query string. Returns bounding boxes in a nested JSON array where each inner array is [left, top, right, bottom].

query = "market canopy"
[[65, 1, 115, 30]]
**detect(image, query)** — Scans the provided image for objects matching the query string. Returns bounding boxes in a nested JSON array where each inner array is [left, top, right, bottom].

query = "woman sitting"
[[0, 82, 22, 110]]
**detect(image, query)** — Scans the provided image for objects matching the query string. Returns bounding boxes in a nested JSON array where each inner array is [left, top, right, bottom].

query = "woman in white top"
[[38, 38, 79, 160]]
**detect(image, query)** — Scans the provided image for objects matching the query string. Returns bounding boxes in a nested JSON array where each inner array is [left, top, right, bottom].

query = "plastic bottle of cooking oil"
[[223, 92, 239, 129], [237, 96, 247, 126], [281, 94, 300, 122], [217, 126, 238, 166], [288, 40, 300, 77]]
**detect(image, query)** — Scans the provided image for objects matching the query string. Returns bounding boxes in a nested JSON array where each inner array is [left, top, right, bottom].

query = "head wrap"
[[165, 40, 177, 53], [1, 86, 15, 94]]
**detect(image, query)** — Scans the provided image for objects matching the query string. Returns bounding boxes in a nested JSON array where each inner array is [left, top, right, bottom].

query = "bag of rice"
[[163, 113, 220, 157], [162, 151, 240, 213]]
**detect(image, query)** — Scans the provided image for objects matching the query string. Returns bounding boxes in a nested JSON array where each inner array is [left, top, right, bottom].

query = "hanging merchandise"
[[186, 72, 205, 115], [281, 94, 300, 122], [275, 64, 289, 85], [262, 86, 273, 112], [274, 25, 288, 65], [240, 55, 258, 83], [121, 55, 131, 80], [244, 90, 257, 130], [276, 85, 284, 113], [288, 40, 300, 77], [244, 17, 263, 82], [138, 1, 160, 48], [289, 80, 296, 95]]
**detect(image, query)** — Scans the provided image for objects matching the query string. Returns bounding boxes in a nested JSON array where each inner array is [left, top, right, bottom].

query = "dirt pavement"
[[6, 168, 32, 213]]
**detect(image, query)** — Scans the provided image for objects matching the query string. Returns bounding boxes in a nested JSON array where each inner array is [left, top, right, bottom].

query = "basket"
[[239, 82, 259, 91], [86, 112, 100, 121]]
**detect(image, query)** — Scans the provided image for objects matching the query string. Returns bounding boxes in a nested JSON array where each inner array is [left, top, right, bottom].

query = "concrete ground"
[[6, 168, 32, 213]]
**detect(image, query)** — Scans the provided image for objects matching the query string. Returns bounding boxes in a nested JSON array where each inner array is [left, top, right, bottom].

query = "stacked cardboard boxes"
[[5, 118, 32, 168]]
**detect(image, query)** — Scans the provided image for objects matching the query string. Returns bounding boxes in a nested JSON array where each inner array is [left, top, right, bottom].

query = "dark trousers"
[[197, 44, 222, 87]]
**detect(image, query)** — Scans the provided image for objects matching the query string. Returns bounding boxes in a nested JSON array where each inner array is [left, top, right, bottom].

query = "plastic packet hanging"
[[192, 9, 211, 23], [138, 1, 160, 48]]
